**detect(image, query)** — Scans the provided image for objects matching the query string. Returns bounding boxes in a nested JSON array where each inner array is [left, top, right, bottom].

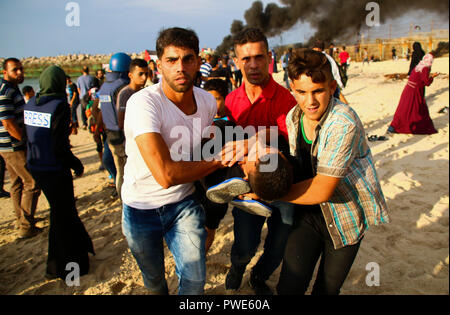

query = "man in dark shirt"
[[66, 76, 80, 134], [112, 58, 148, 200]]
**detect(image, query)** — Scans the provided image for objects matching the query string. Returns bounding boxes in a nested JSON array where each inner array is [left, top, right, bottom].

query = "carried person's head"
[[288, 48, 336, 122], [242, 150, 293, 202], [156, 27, 201, 93], [232, 28, 271, 86], [204, 79, 228, 118]]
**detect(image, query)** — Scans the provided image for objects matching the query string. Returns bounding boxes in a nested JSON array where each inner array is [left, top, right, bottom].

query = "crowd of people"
[[1, 25, 443, 295]]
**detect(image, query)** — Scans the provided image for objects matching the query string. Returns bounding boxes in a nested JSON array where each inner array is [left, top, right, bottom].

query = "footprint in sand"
[[110, 281, 126, 294]]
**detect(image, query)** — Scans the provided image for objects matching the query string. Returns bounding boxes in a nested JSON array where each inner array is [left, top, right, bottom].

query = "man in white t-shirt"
[[121, 27, 227, 295]]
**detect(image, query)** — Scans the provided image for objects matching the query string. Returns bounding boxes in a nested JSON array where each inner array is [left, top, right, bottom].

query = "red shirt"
[[339, 51, 350, 64], [225, 75, 297, 140]]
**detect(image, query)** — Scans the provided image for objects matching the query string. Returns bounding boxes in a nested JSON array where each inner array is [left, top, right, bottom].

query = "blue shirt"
[[0, 79, 26, 152], [77, 74, 94, 98]]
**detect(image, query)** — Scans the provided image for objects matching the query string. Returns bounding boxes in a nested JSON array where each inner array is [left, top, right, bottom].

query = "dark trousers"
[[233, 70, 242, 87], [277, 209, 361, 295], [80, 98, 88, 126], [231, 202, 294, 280], [31, 169, 94, 279], [0, 155, 5, 191]]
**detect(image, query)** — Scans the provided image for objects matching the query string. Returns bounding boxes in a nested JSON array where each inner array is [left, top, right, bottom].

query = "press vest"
[[24, 96, 63, 172], [97, 72, 129, 131]]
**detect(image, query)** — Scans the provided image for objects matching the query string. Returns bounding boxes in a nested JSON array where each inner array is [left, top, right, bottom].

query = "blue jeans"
[[122, 194, 207, 295], [71, 102, 79, 123], [102, 135, 116, 181], [230, 201, 294, 281]]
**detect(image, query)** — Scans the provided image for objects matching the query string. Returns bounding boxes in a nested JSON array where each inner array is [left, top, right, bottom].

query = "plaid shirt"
[[286, 98, 390, 249]]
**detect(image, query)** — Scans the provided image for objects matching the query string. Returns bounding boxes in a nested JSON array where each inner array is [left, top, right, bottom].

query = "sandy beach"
[[0, 56, 448, 295]]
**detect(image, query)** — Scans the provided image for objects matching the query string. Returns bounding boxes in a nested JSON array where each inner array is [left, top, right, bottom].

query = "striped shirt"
[[0, 79, 26, 152], [199, 62, 212, 88], [286, 98, 390, 249]]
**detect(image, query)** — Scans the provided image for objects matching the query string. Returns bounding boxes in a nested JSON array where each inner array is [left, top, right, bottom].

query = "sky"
[[1, 0, 448, 59]]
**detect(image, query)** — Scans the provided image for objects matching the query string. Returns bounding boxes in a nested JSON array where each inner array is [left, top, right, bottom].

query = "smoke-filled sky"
[[1, 0, 448, 58], [226, 0, 449, 43]]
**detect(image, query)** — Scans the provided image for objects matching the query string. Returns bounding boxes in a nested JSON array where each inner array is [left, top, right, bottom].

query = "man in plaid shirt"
[[275, 49, 389, 295]]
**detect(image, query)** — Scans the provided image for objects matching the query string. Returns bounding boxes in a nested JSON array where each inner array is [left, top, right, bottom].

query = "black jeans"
[[277, 208, 361, 295], [0, 155, 5, 191]]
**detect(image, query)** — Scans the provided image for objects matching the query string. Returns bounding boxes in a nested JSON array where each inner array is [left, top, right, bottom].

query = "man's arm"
[[135, 132, 226, 189], [91, 98, 100, 122], [116, 90, 127, 130], [1, 118, 22, 141], [281, 173, 341, 205]]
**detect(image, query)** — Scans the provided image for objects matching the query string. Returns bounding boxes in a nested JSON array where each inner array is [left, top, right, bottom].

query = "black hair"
[[82, 66, 89, 73], [233, 28, 268, 53], [288, 48, 332, 83], [129, 58, 148, 72], [312, 39, 325, 51], [210, 55, 220, 68], [203, 79, 229, 99], [156, 27, 199, 59], [21, 85, 34, 95], [248, 152, 293, 201], [2, 58, 21, 71]]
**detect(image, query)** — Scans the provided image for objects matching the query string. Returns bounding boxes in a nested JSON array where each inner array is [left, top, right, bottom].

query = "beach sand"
[[0, 57, 448, 295]]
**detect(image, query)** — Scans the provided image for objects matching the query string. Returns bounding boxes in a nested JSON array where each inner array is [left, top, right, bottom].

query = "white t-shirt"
[[122, 82, 217, 210]]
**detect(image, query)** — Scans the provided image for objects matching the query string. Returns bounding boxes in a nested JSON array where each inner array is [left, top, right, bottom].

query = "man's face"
[[157, 45, 200, 93], [129, 66, 149, 88], [3, 61, 24, 85], [96, 70, 104, 79], [207, 90, 225, 117], [290, 74, 337, 123], [234, 41, 271, 86]]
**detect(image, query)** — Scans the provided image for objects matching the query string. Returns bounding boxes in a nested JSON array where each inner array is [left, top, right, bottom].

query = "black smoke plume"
[[216, 0, 449, 53]]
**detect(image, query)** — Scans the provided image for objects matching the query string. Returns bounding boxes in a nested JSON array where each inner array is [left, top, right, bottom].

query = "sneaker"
[[0, 190, 10, 198], [225, 266, 244, 291], [249, 271, 273, 295], [206, 177, 251, 204], [229, 199, 272, 217], [17, 226, 43, 239]]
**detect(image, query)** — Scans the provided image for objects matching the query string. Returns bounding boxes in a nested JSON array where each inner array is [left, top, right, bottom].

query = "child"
[[21, 85, 35, 103], [199, 79, 230, 253], [200, 79, 298, 252]]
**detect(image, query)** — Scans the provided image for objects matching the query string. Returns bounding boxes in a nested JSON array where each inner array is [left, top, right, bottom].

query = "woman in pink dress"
[[388, 53, 440, 134]]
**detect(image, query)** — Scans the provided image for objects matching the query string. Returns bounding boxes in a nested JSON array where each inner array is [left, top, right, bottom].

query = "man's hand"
[[238, 192, 260, 201], [216, 138, 249, 167]]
